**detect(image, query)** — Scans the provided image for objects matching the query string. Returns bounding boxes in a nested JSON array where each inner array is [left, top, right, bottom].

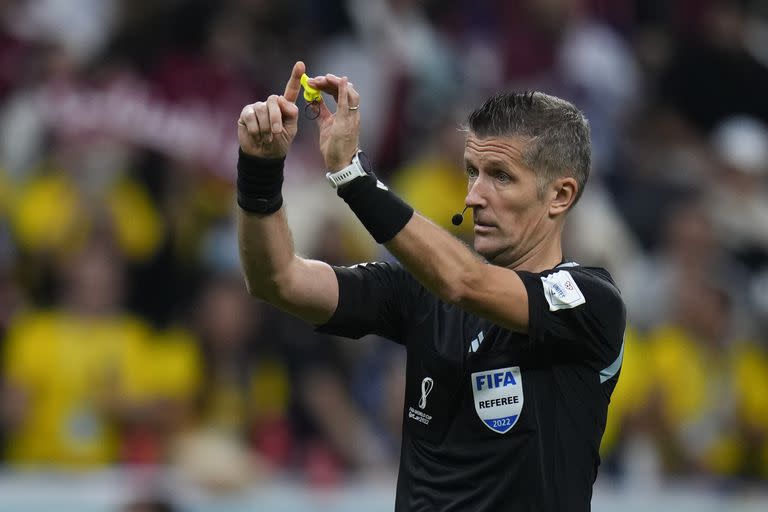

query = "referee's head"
[[467, 91, 591, 206], [461, 91, 591, 265]]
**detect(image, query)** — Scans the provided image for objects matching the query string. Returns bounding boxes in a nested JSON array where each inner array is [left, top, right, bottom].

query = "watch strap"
[[326, 151, 368, 189]]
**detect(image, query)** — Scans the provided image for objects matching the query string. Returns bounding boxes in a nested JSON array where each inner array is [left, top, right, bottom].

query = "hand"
[[238, 61, 304, 159], [307, 74, 361, 171]]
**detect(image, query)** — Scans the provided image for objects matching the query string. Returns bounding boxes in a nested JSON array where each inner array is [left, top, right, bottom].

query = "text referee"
[[236, 61, 626, 511]]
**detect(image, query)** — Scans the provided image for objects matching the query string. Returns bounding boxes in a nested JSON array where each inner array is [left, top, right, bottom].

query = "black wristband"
[[236, 149, 285, 214], [338, 174, 414, 244]]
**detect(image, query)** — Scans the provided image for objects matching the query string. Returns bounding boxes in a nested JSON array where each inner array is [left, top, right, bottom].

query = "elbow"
[[440, 282, 467, 306], [243, 277, 274, 302], [244, 278, 274, 301], [243, 262, 298, 305], [243, 272, 290, 304]]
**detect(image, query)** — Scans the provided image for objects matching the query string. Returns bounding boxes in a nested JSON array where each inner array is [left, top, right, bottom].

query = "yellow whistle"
[[300, 73, 322, 103]]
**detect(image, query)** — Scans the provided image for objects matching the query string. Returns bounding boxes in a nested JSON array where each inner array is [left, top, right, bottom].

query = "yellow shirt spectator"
[[645, 324, 768, 476], [10, 169, 163, 261], [393, 156, 473, 238], [600, 326, 650, 457], [3, 311, 151, 467]]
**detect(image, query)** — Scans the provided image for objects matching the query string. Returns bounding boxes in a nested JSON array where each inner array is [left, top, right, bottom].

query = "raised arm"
[[237, 61, 338, 324], [307, 74, 536, 332]]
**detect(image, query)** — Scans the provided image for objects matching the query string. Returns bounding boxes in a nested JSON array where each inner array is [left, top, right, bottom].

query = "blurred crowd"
[[0, 0, 767, 498]]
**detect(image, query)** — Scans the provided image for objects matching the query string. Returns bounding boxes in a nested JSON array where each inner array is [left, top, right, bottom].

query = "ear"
[[547, 176, 578, 217]]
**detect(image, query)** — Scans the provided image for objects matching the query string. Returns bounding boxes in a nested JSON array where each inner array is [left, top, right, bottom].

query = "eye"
[[466, 166, 479, 179], [495, 171, 512, 183]]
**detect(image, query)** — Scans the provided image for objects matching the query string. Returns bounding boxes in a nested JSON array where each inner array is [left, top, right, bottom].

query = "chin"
[[473, 239, 501, 262], [473, 237, 516, 265]]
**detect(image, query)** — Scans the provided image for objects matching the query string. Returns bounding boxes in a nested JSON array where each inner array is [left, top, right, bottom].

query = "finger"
[[277, 95, 299, 122], [240, 104, 261, 141], [347, 82, 360, 109], [308, 76, 338, 102], [315, 99, 332, 122], [307, 76, 328, 87], [266, 95, 282, 134], [314, 73, 341, 85], [253, 101, 272, 143], [308, 74, 344, 101], [278, 95, 303, 127], [283, 61, 305, 103], [337, 77, 349, 111]]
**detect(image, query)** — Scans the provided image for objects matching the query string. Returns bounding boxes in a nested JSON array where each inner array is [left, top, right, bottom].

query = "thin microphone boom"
[[452, 206, 469, 226]]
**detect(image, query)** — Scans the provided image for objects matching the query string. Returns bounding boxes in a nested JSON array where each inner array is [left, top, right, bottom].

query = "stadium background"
[[0, 0, 767, 510]]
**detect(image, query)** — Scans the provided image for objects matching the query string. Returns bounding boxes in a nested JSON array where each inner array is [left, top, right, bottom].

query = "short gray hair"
[[466, 91, 591, 206]]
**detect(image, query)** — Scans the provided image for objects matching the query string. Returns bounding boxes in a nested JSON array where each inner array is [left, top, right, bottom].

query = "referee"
[[236, 62, 626, 511]]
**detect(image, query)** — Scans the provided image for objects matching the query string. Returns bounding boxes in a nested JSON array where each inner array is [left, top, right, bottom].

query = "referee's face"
[[463, 134, 552, 266]]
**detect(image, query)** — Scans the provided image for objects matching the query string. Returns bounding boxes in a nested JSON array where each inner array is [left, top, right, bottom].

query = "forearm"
[[237, 207, 338, 324], [385, 214, 481, 304], [333, 166, 483, 306], [384, 214, 528, 331], [329, 153, 529, 330], [233, 61, 340, 323], [237, 207, 296, 299]]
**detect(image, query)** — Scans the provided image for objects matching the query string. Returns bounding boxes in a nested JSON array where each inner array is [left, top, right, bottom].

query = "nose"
[[465, 176, 488, 210]]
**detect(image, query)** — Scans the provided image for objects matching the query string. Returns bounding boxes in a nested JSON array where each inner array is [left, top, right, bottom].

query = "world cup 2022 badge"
[[471, 366, 524, 434]]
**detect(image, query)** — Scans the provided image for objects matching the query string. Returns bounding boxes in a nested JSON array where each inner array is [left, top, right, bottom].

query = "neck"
[[492, 226, 564, 273]]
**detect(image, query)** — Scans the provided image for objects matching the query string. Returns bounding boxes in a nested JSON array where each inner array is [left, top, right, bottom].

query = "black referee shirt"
[[317, 261, 626, 511]]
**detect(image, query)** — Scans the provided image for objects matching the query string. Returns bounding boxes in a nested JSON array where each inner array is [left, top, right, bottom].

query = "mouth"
[[473, 219, 497, 234]]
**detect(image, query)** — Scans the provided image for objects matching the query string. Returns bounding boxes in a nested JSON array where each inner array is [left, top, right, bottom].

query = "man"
[[236, 61, 625, 511]]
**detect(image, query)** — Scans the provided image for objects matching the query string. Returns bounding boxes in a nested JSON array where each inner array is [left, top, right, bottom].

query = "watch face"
[[357, 151, 372, 174]]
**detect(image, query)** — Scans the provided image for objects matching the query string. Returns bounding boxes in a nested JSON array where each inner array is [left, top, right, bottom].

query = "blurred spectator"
[[708, 115, 768, 269], [278, 219, 396, 479], [5, 0, 118, 64], [658, 0, 768, 134], [638, 281, 768, 479], [598, 326, 654, 478], [1, 238, 152, 466], [189, 273, 292, 468], [620, 201, 731, 330], [120, 323, 200, 466], [392, 112, 472, 239], [564, 180, 642, 273], [7, 139, 163, 265], [168, 273, 282, 491], [313, 0, 461, 176]]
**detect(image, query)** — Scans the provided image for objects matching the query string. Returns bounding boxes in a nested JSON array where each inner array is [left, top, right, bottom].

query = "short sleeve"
[[517, 267, 626, 374], [315, 262, 426, 344]]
